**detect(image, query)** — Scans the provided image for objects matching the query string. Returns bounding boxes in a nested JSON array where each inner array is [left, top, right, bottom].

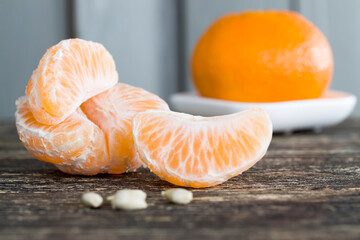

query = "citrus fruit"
[[26, 38, 118, 125], [17, 38, 174, 176], [191, 10, 334, 102], [15, 96, 109, 175], [81, 83, 169, 174], [132, 108, 273, 188]]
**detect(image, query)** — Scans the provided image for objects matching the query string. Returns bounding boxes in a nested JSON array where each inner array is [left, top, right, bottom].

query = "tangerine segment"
[[81, 83, 170, 174], [26, 39, 118, 125], [192, 10, 333, 102], [15, 96, 109, 175], [133, 109, 273, 188]]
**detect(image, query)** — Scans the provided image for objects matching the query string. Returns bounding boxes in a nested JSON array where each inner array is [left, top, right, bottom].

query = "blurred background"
[[1, 0, 359, 121]]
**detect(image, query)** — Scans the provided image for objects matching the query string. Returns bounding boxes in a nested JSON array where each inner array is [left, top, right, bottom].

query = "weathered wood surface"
[[0, 119, 359, 240]]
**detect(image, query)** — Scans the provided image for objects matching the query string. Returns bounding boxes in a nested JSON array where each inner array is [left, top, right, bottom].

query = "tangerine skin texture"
[[192, 10, 334, 102]]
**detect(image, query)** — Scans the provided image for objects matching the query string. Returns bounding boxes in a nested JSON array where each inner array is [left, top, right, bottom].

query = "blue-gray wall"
[[0, 0, 68, 121], [0, 0, 359, 120], [74, 0, 179, 101]]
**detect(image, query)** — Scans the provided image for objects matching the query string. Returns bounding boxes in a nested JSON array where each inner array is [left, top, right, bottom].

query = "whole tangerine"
[[191, 10, 334, 102]]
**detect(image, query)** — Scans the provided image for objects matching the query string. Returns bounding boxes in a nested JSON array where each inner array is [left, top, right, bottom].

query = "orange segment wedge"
[[15, 96, 109, 175], [26, 39, 118, 125], [81, 83, 170, 174], [132, 108, 273, 188]]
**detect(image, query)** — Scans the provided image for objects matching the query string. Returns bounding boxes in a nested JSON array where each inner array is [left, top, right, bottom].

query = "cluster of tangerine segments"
[[16, 38, 273, 188], [17, 39, 169, 175]]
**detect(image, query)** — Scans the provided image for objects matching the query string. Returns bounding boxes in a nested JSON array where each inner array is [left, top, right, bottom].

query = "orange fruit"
[[81, 83, 169, 174], [15, 96, 109, 175], [26, 39, 118, 125], [133, 108, 273, 188], [191, 10, 334, 102], [17, 39, 174, 176], [16, 83, 169, 175]]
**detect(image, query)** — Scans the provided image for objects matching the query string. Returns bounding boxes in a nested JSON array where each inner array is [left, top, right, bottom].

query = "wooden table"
[[0, 119, 359, 240]]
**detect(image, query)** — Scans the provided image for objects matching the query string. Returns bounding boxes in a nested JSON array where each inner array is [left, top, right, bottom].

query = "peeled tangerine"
[[16, 38, 273, 186], [133, 108, 273, 188], [81, 83, 169, 174], [16, 38, 169, 175], [15, 96, 109, 175], [26, 39, 118, 125], [16, 83, 168, 175]]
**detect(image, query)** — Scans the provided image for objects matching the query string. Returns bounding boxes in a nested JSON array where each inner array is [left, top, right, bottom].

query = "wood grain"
[[0, 120, 359, 240]]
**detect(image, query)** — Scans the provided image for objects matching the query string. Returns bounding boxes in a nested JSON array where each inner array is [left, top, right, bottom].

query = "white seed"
[[81, 192, 103, 208], [108, 189, 147, 210], [161, 188, 193, 204]]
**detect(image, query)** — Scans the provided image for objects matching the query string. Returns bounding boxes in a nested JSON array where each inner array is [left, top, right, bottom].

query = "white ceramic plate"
[[170, 90, 357, 133]]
